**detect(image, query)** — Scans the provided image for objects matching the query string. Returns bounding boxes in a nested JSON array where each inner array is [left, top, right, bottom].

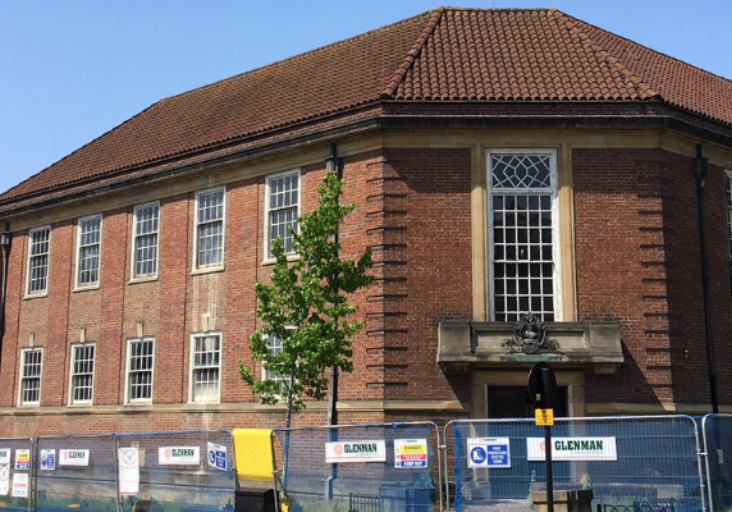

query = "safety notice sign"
[[467, 437, 511, 469], [394, 439, 428, 469]]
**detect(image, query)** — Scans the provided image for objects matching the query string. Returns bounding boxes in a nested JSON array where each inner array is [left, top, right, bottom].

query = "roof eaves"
[[381, 6, 446, 99], [0, 99, 166, 202], [549, 9, 661, 101], [0, 98, 385, 206]]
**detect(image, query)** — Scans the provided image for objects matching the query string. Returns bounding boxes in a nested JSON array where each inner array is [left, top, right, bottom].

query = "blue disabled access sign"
[[207, 442, 227, 472], [467, 437, 511, 469]]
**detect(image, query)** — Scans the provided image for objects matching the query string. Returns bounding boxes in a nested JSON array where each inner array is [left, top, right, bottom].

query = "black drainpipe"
[[692, 145, 719, 414], [0, 221, 12, 368]]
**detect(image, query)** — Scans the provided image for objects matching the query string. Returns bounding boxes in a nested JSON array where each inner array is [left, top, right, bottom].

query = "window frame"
[[26, 226, 51, 297], [68, 343, 96, 405], [264, 169, 301, 261], [486, 149, 562, 322], [261, 329, 295, 397], [189, 332, 222, 403], [75, 214, 103, 289], [124, 337, 155, 404], [131, 202, 160, 281], [18, 348, 43, 406], [193, 188, 226, 271]]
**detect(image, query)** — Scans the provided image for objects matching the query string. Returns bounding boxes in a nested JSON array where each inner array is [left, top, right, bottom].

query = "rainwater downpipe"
[[0, 222, 12, 368], [692, 145, 719, 414]]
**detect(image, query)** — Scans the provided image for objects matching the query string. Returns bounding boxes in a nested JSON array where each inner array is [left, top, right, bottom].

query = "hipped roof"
[[3, 7, 732, 206]]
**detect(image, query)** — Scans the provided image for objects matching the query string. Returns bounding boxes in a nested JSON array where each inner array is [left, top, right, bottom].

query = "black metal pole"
[[0, 222, 12, 342], [327, 141, 342, 428], [545, 425, 554, 512], [326, 142, 341, 500], [0, 222, 11, 382], [693, 144, 719, 413]]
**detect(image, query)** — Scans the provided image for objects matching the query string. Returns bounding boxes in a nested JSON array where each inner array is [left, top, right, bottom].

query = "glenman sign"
[[527, 437, 617, 461], [325, 440, 386, 464], [59, 449, 90, 467], [158, 446, 200, 465]]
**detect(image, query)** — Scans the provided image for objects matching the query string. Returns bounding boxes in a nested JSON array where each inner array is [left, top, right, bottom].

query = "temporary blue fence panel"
[[0, 437, 33, 512], [116, 430, 236, 512], [272, 422, 440, 512], [34, 434, 118, 512], [449, 416, 703, 512], [701, 414, 732, 512]]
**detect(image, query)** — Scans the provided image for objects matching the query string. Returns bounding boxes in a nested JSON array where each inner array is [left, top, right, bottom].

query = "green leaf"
[[240, 172, 374, 424]]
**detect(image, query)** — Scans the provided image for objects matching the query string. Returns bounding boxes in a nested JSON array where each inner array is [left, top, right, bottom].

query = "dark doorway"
[[486, 385, 568, 418]]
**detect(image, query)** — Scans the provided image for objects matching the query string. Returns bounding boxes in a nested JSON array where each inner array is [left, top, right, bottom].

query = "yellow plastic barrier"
[[232, 428, 274, 481]]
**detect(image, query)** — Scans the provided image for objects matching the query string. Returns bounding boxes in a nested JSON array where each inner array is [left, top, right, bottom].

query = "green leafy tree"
[[239, 172, 373, 428]]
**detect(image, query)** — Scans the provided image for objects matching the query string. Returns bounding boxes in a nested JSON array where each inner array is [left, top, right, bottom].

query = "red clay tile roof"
[[2, 7, 731, 206]]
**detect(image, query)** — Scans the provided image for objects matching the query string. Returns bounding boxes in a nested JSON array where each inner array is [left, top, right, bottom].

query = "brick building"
[[0, 7, 731, 436]]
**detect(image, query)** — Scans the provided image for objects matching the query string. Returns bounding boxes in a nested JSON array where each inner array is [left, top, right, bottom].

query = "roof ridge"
[[155, 9, 441, 107], [381, 6, 446, 99], [557, 10, 732, 86], [549, 9, 660, 99]]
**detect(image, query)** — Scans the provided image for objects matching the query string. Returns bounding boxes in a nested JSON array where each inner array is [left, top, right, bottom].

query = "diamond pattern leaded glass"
[[267, 172, 299, 257], [192, 335, 220, 402], [71, 344, 95, 403], [20, 349, 42, 405], [128, 338, 154, 402], [491, 154, 552, 189], [196, 189, 224, 268], [28, 227, 50, 295], [489, 152, 557, 322], [134, 204, 159, 278]]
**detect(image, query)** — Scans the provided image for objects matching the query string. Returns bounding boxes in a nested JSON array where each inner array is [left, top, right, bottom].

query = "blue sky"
[[2, 1, 731, 196]]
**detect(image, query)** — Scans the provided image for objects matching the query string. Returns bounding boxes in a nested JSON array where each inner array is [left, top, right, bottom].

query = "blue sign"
[[41, 451, 56, 471], [486, 443, 510, 468], [207, 444, 226, 471], [470, 446, 487, 465], [467, 437, 511, 469]]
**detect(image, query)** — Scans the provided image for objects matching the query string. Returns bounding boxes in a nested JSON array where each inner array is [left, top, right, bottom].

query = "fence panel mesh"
[[446, 416, 703, 512], [0, 437, 33, 512], [34, 434, 117, 512], [272, 422, 441, 512], [116, 430, 236, 512], [701, 414, 732, 512]]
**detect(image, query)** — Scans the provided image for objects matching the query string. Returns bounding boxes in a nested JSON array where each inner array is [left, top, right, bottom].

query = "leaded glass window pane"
[[489, 152, 558, 322], [491, 154, 552, 189]]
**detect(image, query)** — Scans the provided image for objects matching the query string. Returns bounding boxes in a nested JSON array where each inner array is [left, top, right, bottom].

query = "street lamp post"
[[0, 222, 12, 341]]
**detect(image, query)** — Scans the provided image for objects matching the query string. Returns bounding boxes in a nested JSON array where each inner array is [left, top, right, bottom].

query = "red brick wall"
[[2, 142, 731, 438], [374, 148, 473, 402], [573, 147, 732, 408]]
